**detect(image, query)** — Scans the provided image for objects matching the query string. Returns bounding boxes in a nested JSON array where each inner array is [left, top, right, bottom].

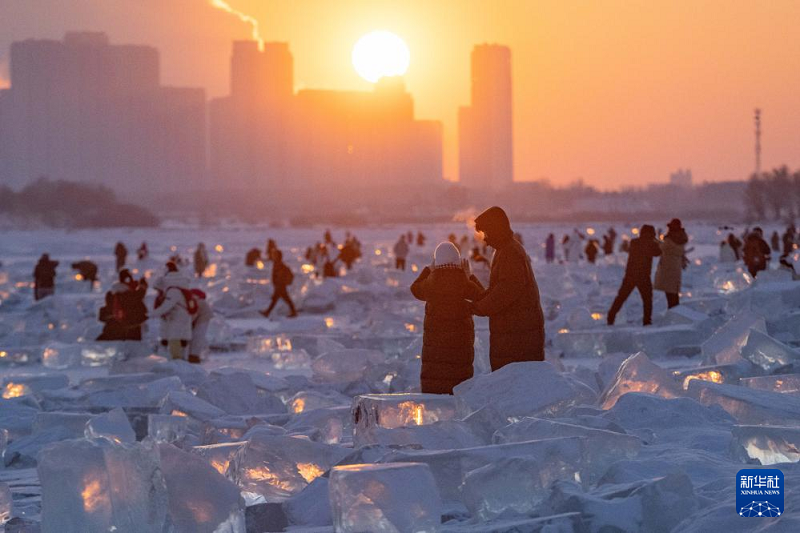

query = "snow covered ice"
[[1, 223, 800, 531]]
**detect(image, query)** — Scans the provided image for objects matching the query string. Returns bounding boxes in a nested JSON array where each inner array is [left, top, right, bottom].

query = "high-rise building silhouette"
[[459, 44, 513, 191], [209, 42, 442, 192], [0, 32, 206, 195]]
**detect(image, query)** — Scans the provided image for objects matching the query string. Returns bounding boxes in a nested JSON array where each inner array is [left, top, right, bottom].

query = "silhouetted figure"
[[771, 231, 781, 252], [585, 240, 599, 264], [602, 234, 614, 255], [470, 246, 490, 269], [607, 225, 662, 326], [137, 242, 148, 261], [545, 233, 555, 263], [783, 225, 797, 257], [727, 233, 742, 261], [337, 241, 358, 270], [71, 260, 98, 289], [393, 235, 410, 270], [97, 269, 148, 341], [743, 228, 771, 278], [194, 243, 209, 278], [324, 229, 334, 246], [411, 243, 485, 394], [416, 231, 426, 246], [407, 231, 414, 243], [114, 242, 128, 271], [260, 250, 297, 318], [266, 239, 277, 262], [471, 206, 545, 369], [33, 254, 59, 301], [245, 248, 262, 267], [607, 227, 618, 254], [323, 260, 338, 278], [720, 240, 736, 262], [620, 237, 631, 254], [654, 218, 688, 309], [562, 234, 571, 261]]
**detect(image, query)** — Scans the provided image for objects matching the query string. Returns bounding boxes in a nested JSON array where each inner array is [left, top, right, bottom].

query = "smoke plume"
[[210, 0, 264, 50]]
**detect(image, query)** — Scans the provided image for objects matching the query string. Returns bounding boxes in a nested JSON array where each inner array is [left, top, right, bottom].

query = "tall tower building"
[[458, 44, 513, 191]]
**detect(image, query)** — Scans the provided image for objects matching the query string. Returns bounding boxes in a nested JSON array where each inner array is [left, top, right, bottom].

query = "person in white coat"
[[151, 263, 193, 360], [188, 291, 212, 364]]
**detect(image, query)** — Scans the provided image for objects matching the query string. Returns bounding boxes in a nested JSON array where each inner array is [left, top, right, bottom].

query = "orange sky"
[[2, 0, 800, 189]]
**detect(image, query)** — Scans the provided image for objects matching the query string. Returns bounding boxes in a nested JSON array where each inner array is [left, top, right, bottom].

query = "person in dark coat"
[[97, 269, 148, 341], [114, 242, 127, 272], [783, 226, 797, 258], [585, 240, 600, 264], [260, 250, 298, 318], [245, 248, 262, 267], [743, 228, 771, 278], [771, 231, 781, 252], [137, 242, 148, 261], [33, 254, 59, 301], [411, 242, 485, 394], [545, 233, 556, 263], [471, 206, 545, 370], [727, 233, 743, 261], [607, 224, 662, 326], [71, 260, 98, 289]]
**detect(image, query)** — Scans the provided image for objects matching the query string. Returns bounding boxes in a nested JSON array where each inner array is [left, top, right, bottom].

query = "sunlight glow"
[[352, 31, 410, 83]]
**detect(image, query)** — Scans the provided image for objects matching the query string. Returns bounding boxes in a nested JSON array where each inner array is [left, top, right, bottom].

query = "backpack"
[[165, 286, 199, 316], [276, 264, 294, 286]]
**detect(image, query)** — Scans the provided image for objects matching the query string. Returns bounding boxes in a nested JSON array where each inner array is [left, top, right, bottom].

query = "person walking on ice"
[[260, 250, 298, 318], [607, 224, 662, 326]]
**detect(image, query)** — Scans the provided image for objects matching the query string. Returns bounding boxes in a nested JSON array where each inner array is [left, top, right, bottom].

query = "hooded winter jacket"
[[472, 207, 546, 370], [654, 233, 687, 294], [411, 266, 485, 394], [151, 272, 193, 341]]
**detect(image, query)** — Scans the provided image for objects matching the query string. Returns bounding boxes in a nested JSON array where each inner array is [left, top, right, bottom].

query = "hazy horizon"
[[3, 0, 800, 190]]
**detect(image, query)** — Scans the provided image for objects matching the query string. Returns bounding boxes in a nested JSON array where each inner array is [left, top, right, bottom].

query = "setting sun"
[[351, 30, 410, 83]]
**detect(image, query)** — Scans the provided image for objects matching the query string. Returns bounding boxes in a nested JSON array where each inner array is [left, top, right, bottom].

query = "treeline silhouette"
[[0, 178, 159, 228], [746, 166, 800, 221]]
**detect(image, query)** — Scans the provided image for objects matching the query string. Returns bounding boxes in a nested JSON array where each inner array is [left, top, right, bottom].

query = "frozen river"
[[0, 221, 798, 532]]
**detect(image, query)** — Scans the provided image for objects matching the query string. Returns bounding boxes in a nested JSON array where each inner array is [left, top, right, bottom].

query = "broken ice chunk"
[[159, 391, 226, 422], [41, 342, 82, 369], [732, 425, 800, 465], [195, 373, 285, 416], [227, 433, 349, 501], [461, 455, 580, 521], [158, 443, 246, 533], [247, 334, 293, 355], [355, 420, 484, 450], [352, 393, 457, 444], [85, 407, 136, 443], [740, 329, 800, 372], [454, 362, 596, 420], [2, 373, 69, 399], [689, 380, 800, 425], [381, 437, 584, 503], [38, 438, 168, 533], [701, 312, 766, 366], [739, 374, 800, 394], [284, 406, 352, 445], [191, 441, 247, 476], [599, 352, 683, 409], [148, 414, 188, 444], [329, 463, 442, 533], [492, 418, 641, 484], [671, 363, 753, 390], [311, 349, 385, 383], [289, 389, 352, 414], [80, 343, 121, 367], [0, 483, 9, 525]]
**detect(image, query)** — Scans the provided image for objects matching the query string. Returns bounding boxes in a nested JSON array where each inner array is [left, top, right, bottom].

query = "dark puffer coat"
[[473, 208, 545, 370], [410, 267, 485, 394]]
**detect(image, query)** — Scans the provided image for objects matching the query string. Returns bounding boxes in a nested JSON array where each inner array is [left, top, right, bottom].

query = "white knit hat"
[[433, 242, 461, 268]]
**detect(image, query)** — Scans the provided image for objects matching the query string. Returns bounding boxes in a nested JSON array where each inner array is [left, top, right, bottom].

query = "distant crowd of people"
[[719, 225, 797, 278]]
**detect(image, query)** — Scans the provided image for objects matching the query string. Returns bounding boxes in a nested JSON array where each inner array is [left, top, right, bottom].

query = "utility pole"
[[754, 108, 761, 175]]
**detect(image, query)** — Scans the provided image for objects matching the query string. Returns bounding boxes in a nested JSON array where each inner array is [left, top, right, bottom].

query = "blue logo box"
[[737, 468, 784, 517]]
